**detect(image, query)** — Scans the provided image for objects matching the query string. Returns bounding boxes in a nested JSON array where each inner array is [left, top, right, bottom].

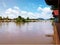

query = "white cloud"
[[3, 7, 20, 18], [37, 7, 43, 11], [21, 11, 27, 14], [5, 8, 19, 15], [13, 6, 20, 10], [37, 7, 53, 19], [1, 6, 53, 19]]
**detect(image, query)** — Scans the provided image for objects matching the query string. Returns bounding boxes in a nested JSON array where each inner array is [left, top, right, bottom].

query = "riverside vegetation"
[[0, 16, 39, 22], [0, 16, 54, 23]]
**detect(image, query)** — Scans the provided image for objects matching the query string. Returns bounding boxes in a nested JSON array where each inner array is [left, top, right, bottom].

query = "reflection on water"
[[0, 21, 54, 44]]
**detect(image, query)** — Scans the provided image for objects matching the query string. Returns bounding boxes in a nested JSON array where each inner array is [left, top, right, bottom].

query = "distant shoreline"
[[0, 20, 53, 22]]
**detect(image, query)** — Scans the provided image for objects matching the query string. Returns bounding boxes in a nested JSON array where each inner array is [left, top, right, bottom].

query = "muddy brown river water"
[[0, 21, 54, 44]]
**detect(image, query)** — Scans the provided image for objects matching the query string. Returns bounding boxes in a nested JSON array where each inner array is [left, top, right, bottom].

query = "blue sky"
[[0, 0, 53, 19]]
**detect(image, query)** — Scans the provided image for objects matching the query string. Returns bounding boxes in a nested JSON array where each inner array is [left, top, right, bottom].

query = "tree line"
[[0, 16, 30, 22], [0, 16, 39, 22]]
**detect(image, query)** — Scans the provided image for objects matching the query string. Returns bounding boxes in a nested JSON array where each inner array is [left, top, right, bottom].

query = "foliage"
[[45, 0, 58, 6], [22, 18, 26, 22], [16, 16, 26, 22], [16, 18, 21, 22], [45, 0, 58, 10], [27, 17, 29, 20], [0, 16, 2, 20], [3, 16, 10, 20], [50, 18, 54, 20], [0, 16, 38, 22], [18, 16, 22, 19], [51, 5, 58, 10]]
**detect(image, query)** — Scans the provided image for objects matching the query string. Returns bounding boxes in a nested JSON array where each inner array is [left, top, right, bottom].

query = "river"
[[0, 21, 54, 44]]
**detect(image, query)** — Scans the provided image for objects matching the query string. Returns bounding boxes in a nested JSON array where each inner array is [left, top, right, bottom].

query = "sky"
[[0, 0, 53, 19]]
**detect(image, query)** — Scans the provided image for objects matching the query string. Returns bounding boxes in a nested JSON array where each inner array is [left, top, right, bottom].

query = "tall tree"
[[18, 16, 22, 19]]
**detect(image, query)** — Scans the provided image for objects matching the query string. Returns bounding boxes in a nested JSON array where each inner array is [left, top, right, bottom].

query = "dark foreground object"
[[55, 23, 60, 40]]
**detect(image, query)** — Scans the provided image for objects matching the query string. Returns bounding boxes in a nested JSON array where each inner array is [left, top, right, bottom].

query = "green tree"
[[16, 16, 26, 22], [22, 18, 25, 22], [16, 18, 21, 22], [6, 16, 9, 20], [0, 16, 2, 20], [50, 18, 54, 20], [18, 16, 22, 19], [27, 17, 29, 20]]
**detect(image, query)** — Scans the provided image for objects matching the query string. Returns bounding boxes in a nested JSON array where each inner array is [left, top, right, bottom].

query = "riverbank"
[[0, 20, 40, 22], [0, 20, 53, 22]]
